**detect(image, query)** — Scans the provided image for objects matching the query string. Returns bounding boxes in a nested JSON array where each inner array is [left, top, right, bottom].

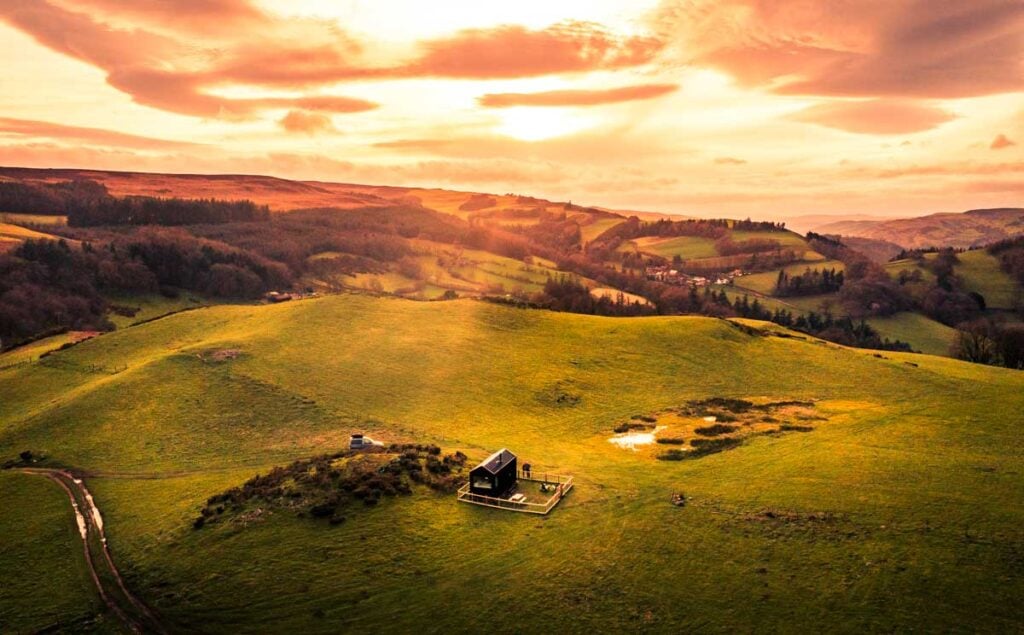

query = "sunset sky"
[[0, 0, 1021, 218]]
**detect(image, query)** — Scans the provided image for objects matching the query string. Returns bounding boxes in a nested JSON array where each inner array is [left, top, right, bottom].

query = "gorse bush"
[[694, 424, 738, 436], [194, 444, 468, 529], [689, 437, 743, 457], [655, 437, 686, 445]]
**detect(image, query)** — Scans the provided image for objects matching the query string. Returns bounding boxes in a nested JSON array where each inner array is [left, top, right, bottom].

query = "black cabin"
[[469, 449, 518, 497]]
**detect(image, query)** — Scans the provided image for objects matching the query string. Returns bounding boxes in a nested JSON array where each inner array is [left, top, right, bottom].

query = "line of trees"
[[594, 216, 787, 245], [68, 196, 270, 226], [722, 290, 912, 351], [774, 267, 845, 297]]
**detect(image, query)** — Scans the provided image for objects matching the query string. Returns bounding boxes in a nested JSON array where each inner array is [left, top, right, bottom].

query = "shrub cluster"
[[694, 424, 738, 436], [689, 437, 743, 457], [682, 398, 754, 416], [193, 444, 467, 529], [655, 436, 743, 460], [655, 437, 686, 445]]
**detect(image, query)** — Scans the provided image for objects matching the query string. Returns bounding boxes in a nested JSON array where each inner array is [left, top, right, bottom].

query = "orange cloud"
[[50, 0, 267, 33], [714, 157, 747, 165], [1, 3, 663, 121], [408, 22, 663, 78], [479, 83, 677, 108], [991, 134, 1017, 150], [0, 1, 375, 118], [791, 100, 955, 134], [0, 117, 203, 150], [661, 0, 1024, 99], [278, 111, 336, 135]]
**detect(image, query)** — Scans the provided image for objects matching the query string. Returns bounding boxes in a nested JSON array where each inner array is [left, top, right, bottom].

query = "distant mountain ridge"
[[816, 208, 1024, 250]]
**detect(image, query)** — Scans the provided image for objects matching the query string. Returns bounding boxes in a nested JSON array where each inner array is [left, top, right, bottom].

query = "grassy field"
[[730, 229, 808, 248], [733, 260, 846, 295], [869, 312, 958, 356], [338, 259, 549, 299], [621, 235, 720, 259], [0, 333, 77, 369], [580, 217, 623, 243], [621, 230, 817, 264], [0, 221, 65, 244], [953, 250, 1020, 310], [1, 294, 1023, 632], [0, 472, 112, 633], [312, 240, 584, 300], [0, 212, 68, 226], [590, 287, 652, 306], [886, 251, 1021, 310]]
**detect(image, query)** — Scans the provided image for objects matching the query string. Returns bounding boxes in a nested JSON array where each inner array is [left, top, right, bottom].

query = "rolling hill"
[[1, 293, 1023, 632], [1, 166, 1020, 363], [816, 208, 1024, 250], [885, 249, 1023, 311]]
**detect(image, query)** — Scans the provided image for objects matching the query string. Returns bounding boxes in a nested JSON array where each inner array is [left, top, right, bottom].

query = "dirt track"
[[16, 468, 166, 634]]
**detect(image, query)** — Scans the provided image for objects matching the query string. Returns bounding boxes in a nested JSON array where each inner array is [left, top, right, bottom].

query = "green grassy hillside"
[[620, 235, 720, 259], [885, 250, 1021, 310], [869, 312, 959, 357], [1, 294, 1023, 632], [0, 472, 111, 633]]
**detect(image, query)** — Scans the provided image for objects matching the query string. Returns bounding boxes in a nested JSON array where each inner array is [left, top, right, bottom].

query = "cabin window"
[[472, 477, 492, 489]]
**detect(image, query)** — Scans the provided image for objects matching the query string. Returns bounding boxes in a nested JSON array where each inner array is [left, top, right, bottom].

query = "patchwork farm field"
[[308, 240, 577, 300], [1, 294, 1023, 632]]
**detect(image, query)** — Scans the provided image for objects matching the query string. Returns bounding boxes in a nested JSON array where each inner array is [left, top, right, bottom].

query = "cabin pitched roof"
[[474, 448, 516, 474]]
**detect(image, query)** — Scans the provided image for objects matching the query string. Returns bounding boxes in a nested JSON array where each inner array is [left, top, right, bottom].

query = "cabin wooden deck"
[[456, 470, 573, 514]]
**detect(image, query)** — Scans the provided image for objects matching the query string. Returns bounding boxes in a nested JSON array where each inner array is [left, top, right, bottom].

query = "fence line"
[[457, 473, 574, 515]]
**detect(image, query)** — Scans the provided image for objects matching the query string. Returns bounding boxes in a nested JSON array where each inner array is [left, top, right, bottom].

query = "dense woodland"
[[0, 232, 290, 348], [0, 179, 269, 225], [0, 179, 108, 214]]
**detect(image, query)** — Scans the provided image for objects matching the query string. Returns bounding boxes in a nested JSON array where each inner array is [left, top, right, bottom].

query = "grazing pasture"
[[0, 472, 106, 633], [869, 312, 959, 357], [621, 235, 720, 259], [0, 294, 1022, 632]]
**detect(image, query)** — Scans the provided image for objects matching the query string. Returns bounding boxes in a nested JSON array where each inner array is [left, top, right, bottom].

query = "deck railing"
[[456, 473, 574, 515], [515, 470, 572, 484]]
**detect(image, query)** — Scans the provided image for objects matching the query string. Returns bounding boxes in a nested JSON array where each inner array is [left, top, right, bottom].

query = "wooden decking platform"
[[457, 470, 573, 514]]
